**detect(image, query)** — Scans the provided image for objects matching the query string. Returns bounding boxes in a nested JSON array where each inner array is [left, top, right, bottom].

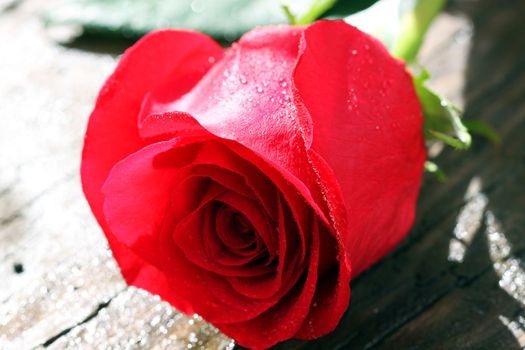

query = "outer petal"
[[81, 29, 223, 286], [159, 25, 324, 203], [293, 20, 426, 275]]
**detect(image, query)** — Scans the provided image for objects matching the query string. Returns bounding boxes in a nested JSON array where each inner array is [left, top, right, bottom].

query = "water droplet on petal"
[[239, 75, 247, 84], [207, 56, 216, 64], [256, 86, 263, 93], [351, 49, 358, 55]]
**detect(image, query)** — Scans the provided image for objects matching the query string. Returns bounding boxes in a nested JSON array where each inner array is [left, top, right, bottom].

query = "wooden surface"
[[1, 0, 524, 349]]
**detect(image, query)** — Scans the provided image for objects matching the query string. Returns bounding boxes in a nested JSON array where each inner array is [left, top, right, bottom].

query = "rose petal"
[[295, 223, 351, 339], [172, 190, 277, 277], [102, 137, 204, 259], [294, 20, 426, 275], [158, 26, 330, 217], [151, 134, 278, 219], [83, 29, 222, 223], [217, 217, 321, 349], [101, 129, 310, 324], [226, 194, 306, 300], [82, 29, 222, 283], [214, 205, 259, 255]]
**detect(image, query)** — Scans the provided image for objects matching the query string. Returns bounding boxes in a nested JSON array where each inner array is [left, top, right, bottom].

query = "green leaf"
[[463, 120, 501, 146], [413, 70, 472, 150], [43, 0, 288, 41]]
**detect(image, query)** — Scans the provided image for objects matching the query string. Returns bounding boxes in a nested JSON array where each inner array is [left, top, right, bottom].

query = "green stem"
[[297, 0, 337, 24], [392, 0, 446, 62]]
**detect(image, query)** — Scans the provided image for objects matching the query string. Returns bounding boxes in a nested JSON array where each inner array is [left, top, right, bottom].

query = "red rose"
[[81, 20, 425, 349]]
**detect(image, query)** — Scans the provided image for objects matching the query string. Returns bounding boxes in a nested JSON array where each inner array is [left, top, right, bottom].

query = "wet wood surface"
[[1, 0, 524, 349]]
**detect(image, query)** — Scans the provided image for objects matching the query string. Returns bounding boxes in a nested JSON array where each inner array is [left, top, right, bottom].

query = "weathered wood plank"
[[2, 0, 524, 349]]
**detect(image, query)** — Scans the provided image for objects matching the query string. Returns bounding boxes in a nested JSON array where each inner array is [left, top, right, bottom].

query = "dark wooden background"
[[1, 0, 524, 349]]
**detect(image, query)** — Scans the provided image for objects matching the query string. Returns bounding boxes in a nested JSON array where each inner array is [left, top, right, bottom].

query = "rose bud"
[[81, 20, 426, 349]]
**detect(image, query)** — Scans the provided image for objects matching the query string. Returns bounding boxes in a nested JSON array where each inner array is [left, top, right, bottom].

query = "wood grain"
[[1, 0, 524, 349]]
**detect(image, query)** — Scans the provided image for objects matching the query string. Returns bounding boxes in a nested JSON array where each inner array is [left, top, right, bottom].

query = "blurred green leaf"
[[43, 0, 287, 41], [413, 70, 472, 150], [463, 120, 501, 146]]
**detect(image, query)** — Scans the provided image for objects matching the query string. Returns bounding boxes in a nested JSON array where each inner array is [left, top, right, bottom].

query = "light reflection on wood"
[[449, 177, 525, 346]]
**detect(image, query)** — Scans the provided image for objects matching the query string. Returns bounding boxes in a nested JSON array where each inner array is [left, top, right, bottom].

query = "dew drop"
[[351, 49, 358, 55], [188, 332, 198, 343], [239, 75, 247, 84], [256, 86, 263, 93], [281, 81, 287, 87]]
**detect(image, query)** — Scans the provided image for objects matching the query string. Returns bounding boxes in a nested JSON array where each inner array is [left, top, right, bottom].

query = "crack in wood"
[[36, 293, 120, 349]]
